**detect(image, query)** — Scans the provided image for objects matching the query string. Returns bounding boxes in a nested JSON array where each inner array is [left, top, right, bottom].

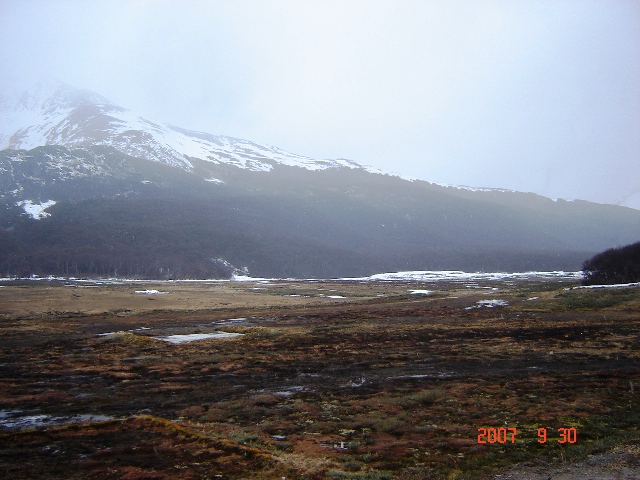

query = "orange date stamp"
[[477, 427, 577, 444]]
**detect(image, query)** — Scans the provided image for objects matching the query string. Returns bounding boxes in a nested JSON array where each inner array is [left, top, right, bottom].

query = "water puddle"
[[0, 410, 113, 430], [154, 332, 244, 344]]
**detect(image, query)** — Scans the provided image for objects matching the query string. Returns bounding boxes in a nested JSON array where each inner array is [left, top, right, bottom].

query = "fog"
[[1, 0, 639, 208]]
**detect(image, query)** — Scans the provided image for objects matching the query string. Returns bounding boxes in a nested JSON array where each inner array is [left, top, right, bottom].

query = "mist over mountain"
[[1, 80, 639, 279], [0, 78, 377, 174]]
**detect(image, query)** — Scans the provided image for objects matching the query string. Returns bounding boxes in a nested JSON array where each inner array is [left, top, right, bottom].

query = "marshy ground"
[[0, 277, 639, 479]]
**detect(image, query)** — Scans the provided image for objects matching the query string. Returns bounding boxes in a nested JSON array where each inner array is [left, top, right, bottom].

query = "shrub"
[[228, 429, 260, 444], [410, 388, 447, 405], [252, 394, 280, 406], [273, 441, 293, 452], [344, 460, 361, 472]]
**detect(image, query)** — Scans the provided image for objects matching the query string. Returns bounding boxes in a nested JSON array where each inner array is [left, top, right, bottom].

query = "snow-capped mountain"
[[1, 79, 640, 280], [0, 78, 378, 174]]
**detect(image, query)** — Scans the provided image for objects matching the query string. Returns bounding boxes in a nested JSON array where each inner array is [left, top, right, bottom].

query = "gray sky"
[[2, 0, 639, 208]]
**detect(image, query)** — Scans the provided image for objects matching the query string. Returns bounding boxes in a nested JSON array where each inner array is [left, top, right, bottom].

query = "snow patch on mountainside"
[[204, 177, 224, 184], [0, 78, 110, 149], [0, 147, 116, 197], [1, 106, 72, 149], [432, 182, 517, 194], [16, 199, 57, 219]]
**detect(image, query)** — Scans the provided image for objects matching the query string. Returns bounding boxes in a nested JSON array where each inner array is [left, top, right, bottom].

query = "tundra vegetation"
[[0, 276, 638, 479]]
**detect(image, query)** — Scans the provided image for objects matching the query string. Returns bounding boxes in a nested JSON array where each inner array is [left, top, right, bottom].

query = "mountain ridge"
[[0, 78, 386, 176], [1, 80, 639, 279]]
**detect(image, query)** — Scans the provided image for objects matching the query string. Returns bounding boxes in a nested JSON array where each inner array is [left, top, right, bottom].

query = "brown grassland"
[[0, 277, 639, 479]]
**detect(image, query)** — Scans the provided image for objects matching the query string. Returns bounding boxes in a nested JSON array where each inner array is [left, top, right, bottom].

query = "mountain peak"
[[0, 79, 376, 175], [0, 77, 112, 114]]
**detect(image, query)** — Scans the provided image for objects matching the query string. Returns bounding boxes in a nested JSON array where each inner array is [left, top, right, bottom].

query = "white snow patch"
[[16, 199, 57, 219], [204, 177, 224, 184], [342, 270, 582, 282], [569, 282, 640, 289], [133, 289, 167, 295], [466, 299, 509, 310], [232, 274, 273, 282], [477, 299, 509, 307], [409, 289, 432, 295], [431, 182, 516, 193], [154, 332, 243, 344], [212, 317, 247, 325]]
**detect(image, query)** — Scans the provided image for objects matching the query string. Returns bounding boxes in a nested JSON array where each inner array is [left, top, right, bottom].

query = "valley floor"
[[0, 277, 639, 479]]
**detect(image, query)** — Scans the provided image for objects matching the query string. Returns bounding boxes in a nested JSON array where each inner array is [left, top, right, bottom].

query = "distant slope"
[[1, 145, 639, 278]]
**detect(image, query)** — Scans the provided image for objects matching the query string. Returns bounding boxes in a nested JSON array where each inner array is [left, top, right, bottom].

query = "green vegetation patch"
[[554, 287, 640, 310]]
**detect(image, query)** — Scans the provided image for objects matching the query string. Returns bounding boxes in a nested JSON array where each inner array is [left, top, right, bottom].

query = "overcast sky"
[[2, 0, 639, 208]]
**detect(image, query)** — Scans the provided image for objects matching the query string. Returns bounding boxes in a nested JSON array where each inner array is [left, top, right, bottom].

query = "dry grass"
[[0, 280, 639, 478]]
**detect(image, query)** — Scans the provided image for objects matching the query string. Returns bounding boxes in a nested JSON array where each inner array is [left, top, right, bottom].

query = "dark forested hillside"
[[1, 146, 640, 279], [0, 195, 592, 279], [582, 241, 640, 285]]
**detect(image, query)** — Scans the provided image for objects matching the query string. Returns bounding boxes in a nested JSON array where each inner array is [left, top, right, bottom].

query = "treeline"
[[0, 195, 591, 280], [0, 196, 390, 280], [582, 241, 640, 285], [0, 199, 243, 279]]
